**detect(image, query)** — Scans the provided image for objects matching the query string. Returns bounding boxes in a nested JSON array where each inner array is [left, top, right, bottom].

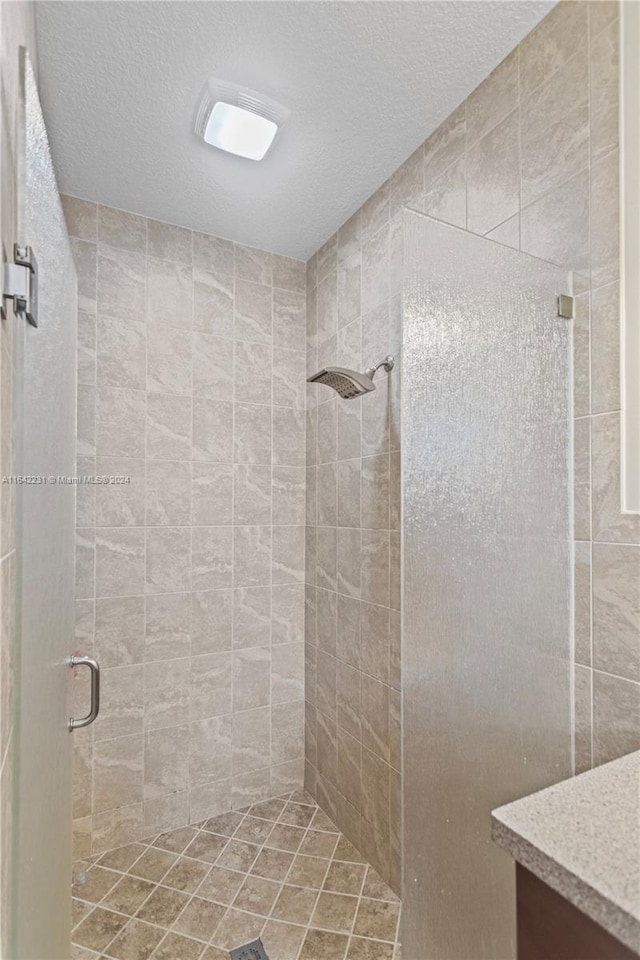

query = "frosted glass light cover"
[[401, 210, 573, 959], [204, 102, 277, 160]]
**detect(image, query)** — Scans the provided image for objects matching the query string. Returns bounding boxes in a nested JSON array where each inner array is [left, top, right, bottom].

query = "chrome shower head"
[[307, 356, 394, 400], [307, 366, 376, 400]]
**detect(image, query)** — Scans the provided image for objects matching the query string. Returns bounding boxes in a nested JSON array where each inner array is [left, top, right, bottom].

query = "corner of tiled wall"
[[304, 0, 638, 897], [64, 198, 308, 859]]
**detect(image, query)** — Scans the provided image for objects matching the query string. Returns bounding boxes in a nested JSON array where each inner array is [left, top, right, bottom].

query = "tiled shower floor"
[[72, 790, 401, 960]]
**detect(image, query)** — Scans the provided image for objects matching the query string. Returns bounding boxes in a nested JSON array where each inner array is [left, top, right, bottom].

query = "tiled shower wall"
[[64, 197, 308, 858], [0, 2, 38, 949], [304, 0, 639, 893]]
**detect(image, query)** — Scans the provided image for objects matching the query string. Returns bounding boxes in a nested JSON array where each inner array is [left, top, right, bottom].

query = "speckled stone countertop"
[[492, 750, 640, 954]]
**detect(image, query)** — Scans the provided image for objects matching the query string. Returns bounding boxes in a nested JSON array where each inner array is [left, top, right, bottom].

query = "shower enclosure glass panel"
[[401, 210, 573, 959], [10, 51, 77, 958]]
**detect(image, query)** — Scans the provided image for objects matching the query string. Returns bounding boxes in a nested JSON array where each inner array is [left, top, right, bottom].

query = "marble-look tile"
[[233, 402, 272, 464], [93, 735, 143, 813], [234, 525, 272, 587], [147, 325, 191, 396], [77, 310, 97, 386], [193, 231, 234, 277], [232, 646, 270, 710], [192, 463, 233, 526], [273, 466, 305, 526], [361, 227, 389, 315], [97, 246, 146, 321], [235, 243, 272, 285], [591, 412, 640, 543], [271, 642, 304, 704], [592, 670, 640, 766], [520, 170, 589, 279], [519, 1, 588, 99], [94, 456, 145, 527], [272, 407, 305, 467], [591, 282, 619, 415], [423, 102, 466, 188], [336, 528, 361, 600], [467, 110, 520, 236], [235, 279, 272, 343], [272, 584, 305, 645], [316, 234, 338, 284], [71, 238, 97, 313], [147, 258, 192, 328], [95, 527, 145, 598], [143, 724, 189, 799], [97, 205, 146, 253], [144, 592, 191, 662], [572, 293, 590, 418], [273, 288, 306, 352], [271, 701, 305, 766], [145, 527, 191, 594], [272, 254, 305, 293], [466, 49, 518, 147], [272, 525, 305, 585], [145, 459, 190, 527], [62, 195, 97, 241], [97, 315, 146, 390], [192, 398, 233, 462], [96, 387, 145, 458], [93, 664, 144, 741], [190, 715, 232, 785], [485, 213, 520, 248], [423, 157, 466, 229], [234, 340, 272, 405], [191, 588, 233, 656], [592, 543, 640, 682], [143, 658, 189, 732], [273, 348, 306, 410], [191, 526, 233, 591], [232, 706, 271, 775], [574, 541, 591, 667], [590, 18, 619, 164], [193, 272, 234, 339], [190, 653, 232, 720], [521, 49, 588, 208], [360, 531, 389, 607], [147, 219, 192, 264], [95, 596, 145, 668], [590, 149, 619, 289], [573, 416, 591, 542], [146, 394, 192, 461]]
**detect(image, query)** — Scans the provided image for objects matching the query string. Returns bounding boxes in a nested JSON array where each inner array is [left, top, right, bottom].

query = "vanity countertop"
[[492, 750, 640, 954]]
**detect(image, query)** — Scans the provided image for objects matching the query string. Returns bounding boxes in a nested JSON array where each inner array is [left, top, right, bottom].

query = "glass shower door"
[[10, 50, 77, 958], [401, 210, 573, 959]]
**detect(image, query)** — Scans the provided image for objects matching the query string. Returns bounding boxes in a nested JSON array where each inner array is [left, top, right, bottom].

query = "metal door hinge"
[[4, 244, 38, 327], [557, 294, 574, 320]]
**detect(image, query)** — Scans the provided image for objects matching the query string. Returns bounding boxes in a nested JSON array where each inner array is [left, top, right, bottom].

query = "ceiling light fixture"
[[194, 79, 289, 161]]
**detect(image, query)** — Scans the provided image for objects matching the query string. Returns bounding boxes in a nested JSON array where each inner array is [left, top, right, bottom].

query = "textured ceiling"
[[35, 1, 554, 259]]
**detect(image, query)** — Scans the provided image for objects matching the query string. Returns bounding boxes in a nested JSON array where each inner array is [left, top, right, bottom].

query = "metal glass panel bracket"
[[3, 243, 38, 326]]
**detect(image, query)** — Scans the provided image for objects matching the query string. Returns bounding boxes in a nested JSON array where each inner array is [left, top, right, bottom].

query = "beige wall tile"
[[97, 205, 146, 252], [519, 1, 588, 99], [467, 110, 520, 236], [592, 543, 640, 682], [593, 670, 640, 765], [466, 49, 519, 147], [590, 282, 620, 415]]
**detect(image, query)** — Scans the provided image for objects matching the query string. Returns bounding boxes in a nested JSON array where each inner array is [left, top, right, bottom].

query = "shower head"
[[307, 355, 394, 400]]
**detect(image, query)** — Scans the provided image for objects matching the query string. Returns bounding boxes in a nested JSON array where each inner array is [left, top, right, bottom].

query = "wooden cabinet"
[[516, 865, 640, 960]]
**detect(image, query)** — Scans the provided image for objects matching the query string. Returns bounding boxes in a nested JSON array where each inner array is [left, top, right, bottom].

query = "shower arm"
[[365, 355, 395, 381]]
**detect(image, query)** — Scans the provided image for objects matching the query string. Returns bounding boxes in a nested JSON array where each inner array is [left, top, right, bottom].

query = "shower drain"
[[229, 939, 270, 960]]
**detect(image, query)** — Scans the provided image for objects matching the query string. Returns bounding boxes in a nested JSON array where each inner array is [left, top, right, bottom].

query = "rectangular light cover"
[[204, 101, 277, 160]]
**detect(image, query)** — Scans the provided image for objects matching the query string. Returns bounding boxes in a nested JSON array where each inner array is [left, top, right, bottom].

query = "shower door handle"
[[69, 655, 100, 731]]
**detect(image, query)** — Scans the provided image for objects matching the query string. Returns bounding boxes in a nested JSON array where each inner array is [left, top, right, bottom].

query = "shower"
[[307, 354, 395, 399]]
